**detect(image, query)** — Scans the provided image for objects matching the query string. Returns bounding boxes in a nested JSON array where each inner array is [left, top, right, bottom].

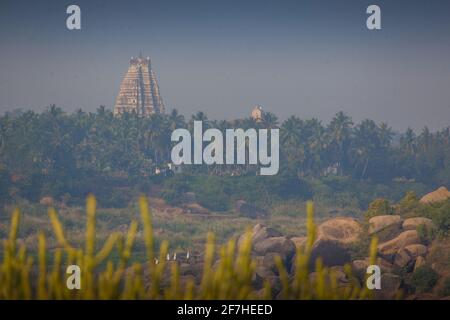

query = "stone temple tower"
[[113, 55, 165, 116]]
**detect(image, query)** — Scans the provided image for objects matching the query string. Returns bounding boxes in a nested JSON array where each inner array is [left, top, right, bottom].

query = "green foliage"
[[365, 198, 393, 219], [410, 265, 439, 293], [396, 191, 420, 217], [417, 199, 450, 235], [431, 203, 450, 233], [1, 108, 449, 208], [161, 174, 192, 206], [193, 177, 230, 212], [310, 176, 426, 211], [161, 174, 312, 212]]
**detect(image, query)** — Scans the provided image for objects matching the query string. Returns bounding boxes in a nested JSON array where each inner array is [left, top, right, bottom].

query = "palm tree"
[[400, 127, 416, 156], [168, 109, 185, 130], [327, 111, 353, 174], [352, 119, 381, 179], [280, 116, 306, 175], [280, 116, 303, 147], [189, 111, 210, 131], [262, 112, 279, 129], [306, 119, 328, 175], [378, 122, 394, 148]]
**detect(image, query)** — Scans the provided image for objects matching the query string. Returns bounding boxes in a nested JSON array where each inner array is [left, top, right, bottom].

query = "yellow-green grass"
[[0, 196, 376, 299]]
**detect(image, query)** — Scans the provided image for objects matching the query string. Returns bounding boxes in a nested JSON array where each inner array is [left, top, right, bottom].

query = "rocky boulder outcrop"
[[238, 224, 295, 295], [253, 236, 296, 260], [352, 257, 394, 282], [376, 273, 402, 300], [310, 217, 362, 267], [308, 266, 353, 290], [414, 256, 426, 271], [403, 217, 436, 231], [419, 186, 450, 204], [377, 230, 421, 259], [404, 244, 427, 257], [238, 224, 282, 246], [393, 244, 427, 269], [290, 236, 307, 250], [369, 215, 403, 242]]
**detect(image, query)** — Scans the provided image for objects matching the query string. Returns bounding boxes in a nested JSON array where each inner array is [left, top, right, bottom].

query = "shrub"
[[196, 188, 230, 212], [268, 175, 312, 200], [365, 198, 393, 219], [161, 174, 192, 206], [428, 200, 450, 233], [161, 189, 181, 206], [396, 191, 420, 217], [410, 265, 439, 293], [192, 176, 230, 211]]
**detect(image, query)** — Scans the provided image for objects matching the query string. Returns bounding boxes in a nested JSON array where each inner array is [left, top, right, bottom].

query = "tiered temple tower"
[[113, 55, 165, 116]]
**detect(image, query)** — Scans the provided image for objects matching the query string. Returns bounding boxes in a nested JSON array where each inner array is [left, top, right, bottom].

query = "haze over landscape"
[[3, 0, 450, 302], [1, 0, 450, 130]]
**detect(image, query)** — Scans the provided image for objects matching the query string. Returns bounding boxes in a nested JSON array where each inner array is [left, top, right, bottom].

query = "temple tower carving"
[[114, 55, 165, 116]]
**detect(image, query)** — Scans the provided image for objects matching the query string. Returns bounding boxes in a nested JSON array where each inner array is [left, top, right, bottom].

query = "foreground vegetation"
[[0, 196, 376, 300]]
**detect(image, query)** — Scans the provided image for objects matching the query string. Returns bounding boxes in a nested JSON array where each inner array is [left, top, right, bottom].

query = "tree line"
[[0, 105, 449, 205]]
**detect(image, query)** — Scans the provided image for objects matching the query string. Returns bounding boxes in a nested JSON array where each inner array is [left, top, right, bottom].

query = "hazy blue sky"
[[1, 0, 450, 130]]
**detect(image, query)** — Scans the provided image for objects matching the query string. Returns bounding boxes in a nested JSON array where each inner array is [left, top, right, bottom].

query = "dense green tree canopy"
[[1, 106, 449, 207]]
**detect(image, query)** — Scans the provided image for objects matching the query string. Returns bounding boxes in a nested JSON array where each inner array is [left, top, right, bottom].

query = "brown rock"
[[369, 215, 402, 234], [376, 273, 402, 300], [394, 249, 414, 269], [310, 218, 362, 267], [266, 275, 282, 296], [262, 252, 281, 274], [404, 244, 427, 257], [377, 230, 421, 258], [238, 224, 282, 248], [414, 256, 426, 271], [352, 259, 368, 278], [419, 186, 450, 204], [369, 215, 403, 242], [253, 236, 296, 261], [403, 217, 436, 231], [290, 236, 306, 250], [317, 218, 362, 244], [253, 256, 277, 290], [352, 257, 394, 281], [308, 266, 351, 290], [255, 264, 276, 280], [330, 266, 352, 288], [394, 244, 428, 269]]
